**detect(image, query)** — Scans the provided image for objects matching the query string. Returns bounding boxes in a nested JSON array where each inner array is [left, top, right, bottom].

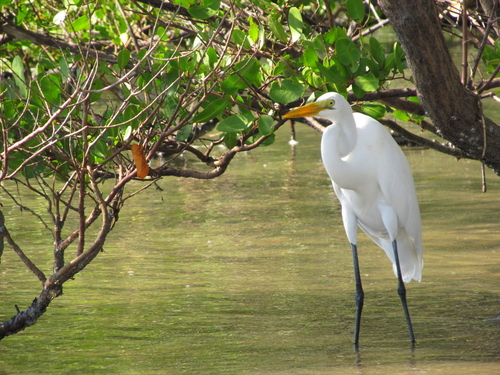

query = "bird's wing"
[[376, 123, 423, 280], [354, 114, 423, 281]]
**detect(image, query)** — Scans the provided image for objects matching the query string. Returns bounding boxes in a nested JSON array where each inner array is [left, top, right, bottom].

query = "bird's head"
[[283, 92, 351, 123]]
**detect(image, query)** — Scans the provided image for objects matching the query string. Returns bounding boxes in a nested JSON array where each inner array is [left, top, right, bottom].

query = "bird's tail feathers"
[[391, 232, 423, 283]]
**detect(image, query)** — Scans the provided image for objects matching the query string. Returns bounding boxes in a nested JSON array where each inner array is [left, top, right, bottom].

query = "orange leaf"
[[131, 144, 150, 179]]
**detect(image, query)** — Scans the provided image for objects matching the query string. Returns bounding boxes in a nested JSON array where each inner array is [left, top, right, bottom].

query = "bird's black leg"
[[351, 243, 364, 349], [392, 239, 416, 345]]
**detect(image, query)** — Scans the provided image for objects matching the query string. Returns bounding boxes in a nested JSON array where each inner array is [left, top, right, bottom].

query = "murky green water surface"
[[1, 125, 500, 374]]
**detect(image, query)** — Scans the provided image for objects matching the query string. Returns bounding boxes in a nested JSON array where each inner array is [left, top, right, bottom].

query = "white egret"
[[283, 92, 423, 347]]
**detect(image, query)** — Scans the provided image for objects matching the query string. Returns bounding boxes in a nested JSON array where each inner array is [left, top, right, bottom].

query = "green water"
[[1, 125, 500, 374]]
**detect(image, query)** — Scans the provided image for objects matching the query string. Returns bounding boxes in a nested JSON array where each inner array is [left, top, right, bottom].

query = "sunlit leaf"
[[354, 73, 379, 92], [360, 102, 386, 119], [53, 10, 67, 25], [119, 33, 128, 45], [71, 14, 89, 32], [288, 7, 303, 43], [248, 17, 259, 45], [393, 110, 411, 121], [171, 0, 194, 6]]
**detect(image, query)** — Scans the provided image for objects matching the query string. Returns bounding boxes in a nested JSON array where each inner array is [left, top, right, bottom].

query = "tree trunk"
[[379, 0, 500, 175]]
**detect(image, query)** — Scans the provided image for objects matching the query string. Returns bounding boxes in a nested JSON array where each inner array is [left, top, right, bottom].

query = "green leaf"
[[90, 138, 108, 161], [393, 110, 411, 121], [288, 7, 303, 43], [384, 52, 396, 72], [393, 42, 405, 73], [303, 46, 319, 68], [317, 62, 348, 84], [257, 24, 266, 50], [354, 73, 379, 92], [217, 114, 253, 133], [269, 79, 305, 103], [336, 38, 360, 67], [221, 58, 261, 92], [345, 0, 365, 21], [176, 124, 193, 142], [248, 17, 259, 45], [269, 15, 288, 43], [188, 0, 220, 20], [260, 133, 275, 146], [72, 14, 90, 32], [360, 102, 386, 119], [231, 28, 251, 49], [223, 131, 238, 149], [40, 75, 61, 105], [2, 100, 16, 119], [205, 47, 219, 68], [192, 98, 229, 123], [12, 56, 27, 98], [117, 49, 130, 70], [89, 78, 103, 103], [59, 57, 70, 82], [369, 37, 385, 66], [362, 57, 381, 78], [172, 0, 194, 6], [258, 115, 274, 136], [324, 26, 347, 45], [352, 83, 366, 99]]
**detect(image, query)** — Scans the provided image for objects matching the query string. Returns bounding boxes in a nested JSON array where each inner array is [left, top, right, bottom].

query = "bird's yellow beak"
[[283, 98, 336, 119], [283, 102, 324, 119]]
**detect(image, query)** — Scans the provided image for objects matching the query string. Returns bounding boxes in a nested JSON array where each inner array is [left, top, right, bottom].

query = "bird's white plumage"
[[316, 92, 422, 282]]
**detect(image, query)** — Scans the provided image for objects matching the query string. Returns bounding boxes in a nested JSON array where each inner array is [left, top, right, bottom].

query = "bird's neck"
[[329, 117, 357, 158], [320, 117, 358, 189]]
